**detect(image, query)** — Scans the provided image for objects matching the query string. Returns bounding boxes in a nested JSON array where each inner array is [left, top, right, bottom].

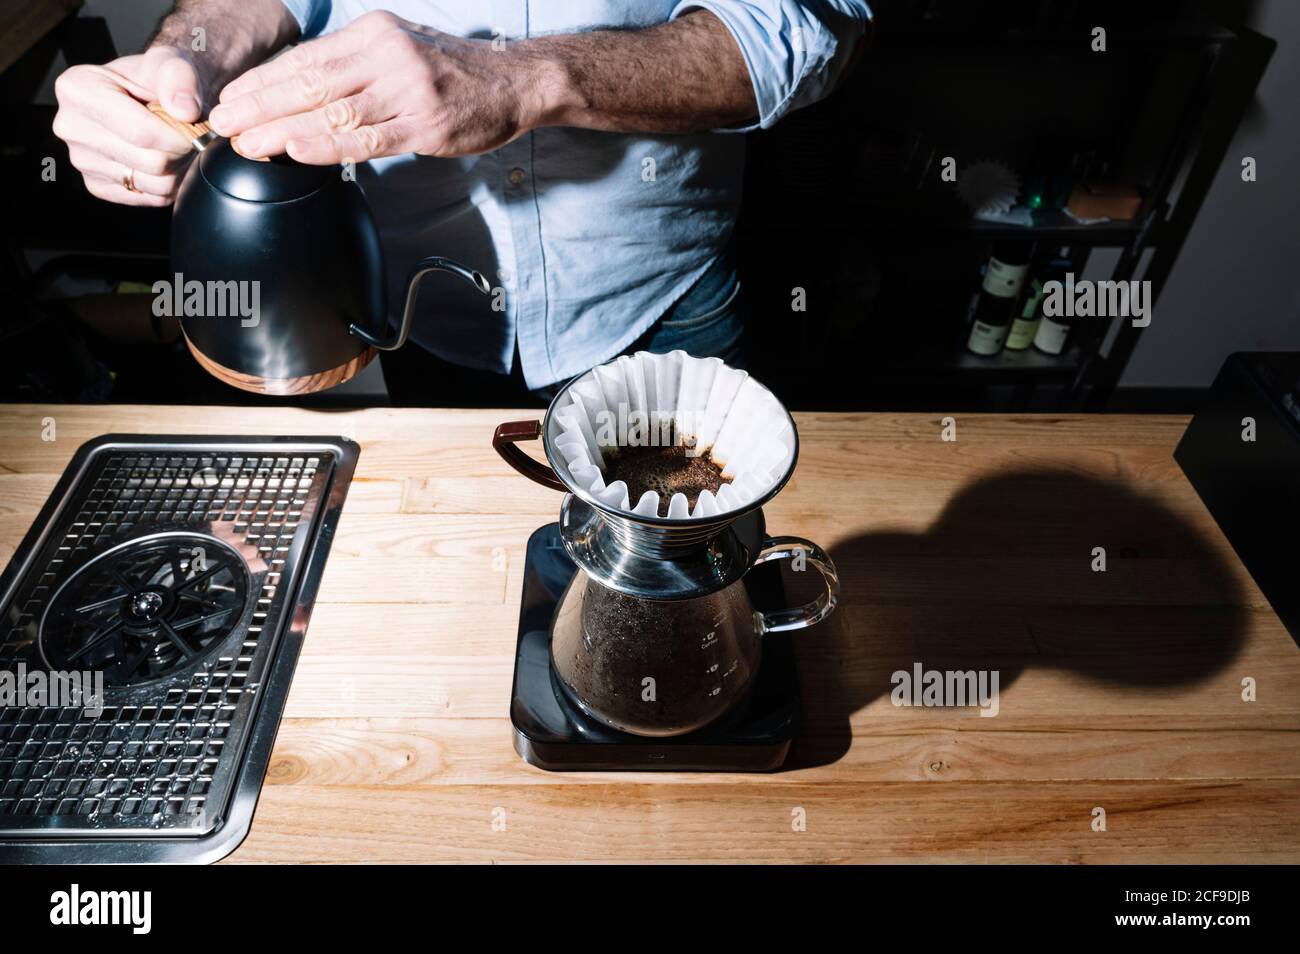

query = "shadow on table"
[[784, 469, 1248, 771]]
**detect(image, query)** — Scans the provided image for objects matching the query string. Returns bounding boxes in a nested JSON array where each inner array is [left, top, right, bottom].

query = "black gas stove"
[[0, 435, 357, 863]]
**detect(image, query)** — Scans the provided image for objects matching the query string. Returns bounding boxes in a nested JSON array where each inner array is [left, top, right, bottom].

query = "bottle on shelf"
[[1005, 277, 1045, 351], [966, 242, 1030, 357], [1004, 244, 1058, 351], [1032, 245, 1075, 356]]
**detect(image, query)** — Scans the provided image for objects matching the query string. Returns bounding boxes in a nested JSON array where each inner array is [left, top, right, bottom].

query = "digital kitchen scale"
[[510, 524, 801, 771]]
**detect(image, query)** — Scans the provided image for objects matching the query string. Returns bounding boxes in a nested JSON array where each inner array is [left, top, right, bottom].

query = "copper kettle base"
[[184, 334, 377, 396]]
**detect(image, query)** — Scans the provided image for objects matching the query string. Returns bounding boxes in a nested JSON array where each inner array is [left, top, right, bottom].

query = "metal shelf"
[[949, 345, 1082, 375], [851, 208, 1149, 246], [862, 344, 1083, 379]]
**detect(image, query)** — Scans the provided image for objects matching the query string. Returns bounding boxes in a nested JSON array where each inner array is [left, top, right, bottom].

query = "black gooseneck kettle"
[[158, 106, 489, 394]]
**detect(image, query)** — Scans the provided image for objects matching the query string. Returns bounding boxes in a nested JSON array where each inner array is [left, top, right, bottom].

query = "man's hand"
[[52, 47, 205, 206], [209, 11, 550, 164]]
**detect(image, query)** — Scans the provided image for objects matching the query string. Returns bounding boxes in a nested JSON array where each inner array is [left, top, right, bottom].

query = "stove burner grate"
[[0, 438, 356, 859], [39, 533, 251, 687]]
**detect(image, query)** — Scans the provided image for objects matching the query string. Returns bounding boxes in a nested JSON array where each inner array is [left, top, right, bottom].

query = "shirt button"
[[508, 167, 526, 186]]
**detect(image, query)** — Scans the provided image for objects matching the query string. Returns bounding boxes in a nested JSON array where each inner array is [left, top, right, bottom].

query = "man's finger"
[[217, 28, 366, 106], [56, 110, 191, 176], [155, 53, 204, 121], [74, 68, 195, 155], [235, 92, 384, 159], [68, 145, 180, 197], [83, 174, 174, 207], [102, 53, 157, 102], [284, 118, 410, 165], [210, 52, 371, 137]]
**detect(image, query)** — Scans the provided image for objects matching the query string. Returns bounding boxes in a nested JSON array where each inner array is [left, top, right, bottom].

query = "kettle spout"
[[350, 256, 492, 351]]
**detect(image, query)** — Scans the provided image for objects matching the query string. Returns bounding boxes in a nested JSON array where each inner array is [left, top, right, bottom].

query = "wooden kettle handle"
[[147, 102, 270, 160], [147, 102, 217, 152]]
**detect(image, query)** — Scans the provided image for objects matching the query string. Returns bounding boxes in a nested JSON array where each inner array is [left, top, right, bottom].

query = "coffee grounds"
[[602, 443, 730, 516]]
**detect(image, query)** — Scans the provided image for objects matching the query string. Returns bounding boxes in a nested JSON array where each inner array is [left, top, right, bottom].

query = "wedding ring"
[[123, 168, 138, 193]]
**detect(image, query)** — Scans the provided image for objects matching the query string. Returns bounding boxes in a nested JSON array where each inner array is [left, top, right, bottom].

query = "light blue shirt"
[[279, 0, 871, 387]]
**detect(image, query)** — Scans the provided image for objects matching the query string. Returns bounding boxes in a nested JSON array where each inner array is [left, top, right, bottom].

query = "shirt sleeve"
[[670, 0, 872, 131], [279, 0, 332, 39]]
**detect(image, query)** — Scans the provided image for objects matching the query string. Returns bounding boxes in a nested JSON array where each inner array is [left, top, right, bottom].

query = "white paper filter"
[[548, 350, 795, 520]]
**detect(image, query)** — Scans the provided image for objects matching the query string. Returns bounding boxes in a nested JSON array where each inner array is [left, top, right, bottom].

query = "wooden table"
[[1, 405, 1297, 863]]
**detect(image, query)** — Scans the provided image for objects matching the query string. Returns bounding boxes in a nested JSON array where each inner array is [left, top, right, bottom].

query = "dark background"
[[0, 0, 1294, 411]]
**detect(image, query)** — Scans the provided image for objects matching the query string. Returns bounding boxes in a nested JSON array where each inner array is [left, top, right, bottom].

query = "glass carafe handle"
[[751, 536, 840, 633]]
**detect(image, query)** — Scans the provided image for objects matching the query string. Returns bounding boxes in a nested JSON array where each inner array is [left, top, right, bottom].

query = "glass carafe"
[[550, 537, 838, 737]]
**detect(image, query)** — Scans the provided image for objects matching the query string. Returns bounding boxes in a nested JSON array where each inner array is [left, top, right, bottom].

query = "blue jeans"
[[527, 254, 746, 402], [383, 255, 745, 406], [631, 252, 746, 367]]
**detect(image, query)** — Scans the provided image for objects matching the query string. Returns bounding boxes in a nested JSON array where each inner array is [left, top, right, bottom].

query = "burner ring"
[[38, 532, 253, 688]]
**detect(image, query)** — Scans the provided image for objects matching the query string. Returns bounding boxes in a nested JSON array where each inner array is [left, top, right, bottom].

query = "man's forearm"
[[203, 8, 759, 163], [517, 11, 757, 135], [150, 0, 299, 106]]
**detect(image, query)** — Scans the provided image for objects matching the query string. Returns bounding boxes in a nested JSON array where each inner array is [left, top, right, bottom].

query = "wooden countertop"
[[1, 405, 1297, 863]]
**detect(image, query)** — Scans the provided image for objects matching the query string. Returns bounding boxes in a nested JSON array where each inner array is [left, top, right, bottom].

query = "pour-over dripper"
[[494, 351, 801, 582], [550, 351, 796, 521]]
